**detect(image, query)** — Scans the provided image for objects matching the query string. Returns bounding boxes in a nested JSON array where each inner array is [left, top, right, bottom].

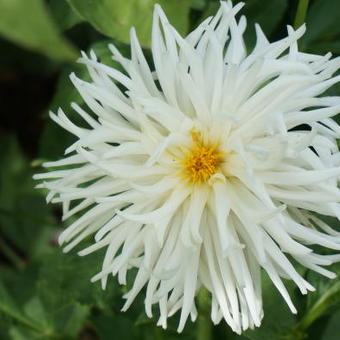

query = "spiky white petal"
[[35, 1, 340, 333]]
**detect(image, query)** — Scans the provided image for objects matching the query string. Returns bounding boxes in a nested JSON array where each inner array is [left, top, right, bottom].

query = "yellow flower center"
[[180, 132, 223, 184]]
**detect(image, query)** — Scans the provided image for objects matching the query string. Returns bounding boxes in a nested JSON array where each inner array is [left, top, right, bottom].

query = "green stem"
[[0, 236, 25, 269], [197, 289, 212, 340], [294, 0, 310, 29], [291, 281, 340, 335]]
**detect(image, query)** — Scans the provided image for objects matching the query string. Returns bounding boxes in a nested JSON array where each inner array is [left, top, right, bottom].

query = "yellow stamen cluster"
[[181, 133, 223, 184]]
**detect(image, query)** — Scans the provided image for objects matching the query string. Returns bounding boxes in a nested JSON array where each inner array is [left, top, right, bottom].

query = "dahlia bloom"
[[35, 1, 340, 333]]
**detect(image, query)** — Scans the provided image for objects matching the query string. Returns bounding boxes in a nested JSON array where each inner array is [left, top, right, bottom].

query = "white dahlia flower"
[[35, 1, 340, 334]]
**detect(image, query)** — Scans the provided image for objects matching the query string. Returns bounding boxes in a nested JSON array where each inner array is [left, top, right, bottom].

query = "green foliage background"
[[0, 0, 340, 339]]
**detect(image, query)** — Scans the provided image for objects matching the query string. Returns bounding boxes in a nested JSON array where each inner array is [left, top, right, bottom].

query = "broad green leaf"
[[0, 0, 77, 61], [66, 0, 191, 47]]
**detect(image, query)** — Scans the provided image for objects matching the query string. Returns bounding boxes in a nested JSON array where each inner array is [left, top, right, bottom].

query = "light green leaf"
[[66, 0, 191, 47], [0, 0, 77, 61]]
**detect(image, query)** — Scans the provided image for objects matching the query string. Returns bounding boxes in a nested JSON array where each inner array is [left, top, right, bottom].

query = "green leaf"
[[191, 0, 207, 10], [91, 314, 140, 340], [8, 327, 45, 340], [241, 0, 288, 48], [291, 264, 340, 337], [37, 248, 119, 310], [321, 309, 340, 340], [0, 136, 55, 260], [300, 0, 340, 51], [39, 39, 128, 160], [91, 39, 130, 69], [243, 273, 298, 340], [0, 0, 77, 61], [38, 63, 87, 160], [66, 0, 191, 47], [309, 41, 340, 55], [49, 0, 83, 31], [0, 281, 27, 327], [200, 0, 288, 50], [0, 249, 100, 339], [0, 280, 48, 339]]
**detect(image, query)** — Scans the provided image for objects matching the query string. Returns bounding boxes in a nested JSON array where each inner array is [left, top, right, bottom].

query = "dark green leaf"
[[91, 314, 140, 340], [0, 248, 111, 339], [200, 0, 288, 50], [0, 136, 55, 260], [39, 39, 128, 160], [191, 0, 207, 10], [300, 0, 340, 52], [38, 63, 87, 160], [243, 273, 298, 340], [241, 0, 288, 48], [321, 309, 340, 340], [0, 279, 50, 339], [49, 0, 83, 31], [91, 39, 130, 69], [8, 326, 45, 340], [291, 263, 340, 337]]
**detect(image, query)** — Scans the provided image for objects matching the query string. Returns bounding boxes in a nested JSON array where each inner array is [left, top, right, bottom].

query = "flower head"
[[35, 1, 340, 333]]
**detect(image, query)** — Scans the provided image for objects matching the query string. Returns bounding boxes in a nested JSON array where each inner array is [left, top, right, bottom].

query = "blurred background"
[[0, 0, 339, 339]]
